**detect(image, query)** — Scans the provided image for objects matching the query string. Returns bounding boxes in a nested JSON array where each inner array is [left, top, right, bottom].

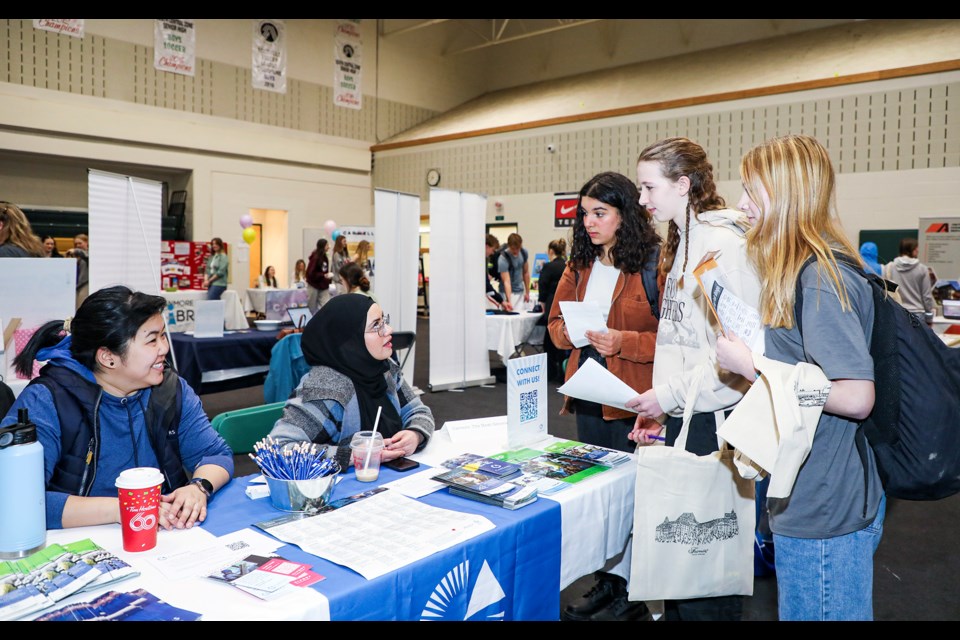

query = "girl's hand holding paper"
[[585, 327, 622, 356], [716, 331, 757, 380], [559, 300, 607, 348]]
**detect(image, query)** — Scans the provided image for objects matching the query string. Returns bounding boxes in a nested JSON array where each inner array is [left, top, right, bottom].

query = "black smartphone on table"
[[383, 458, 420, 472]]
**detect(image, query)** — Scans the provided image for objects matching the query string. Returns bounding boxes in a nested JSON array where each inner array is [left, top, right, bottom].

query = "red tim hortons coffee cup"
[[115, 467, 165, 552]]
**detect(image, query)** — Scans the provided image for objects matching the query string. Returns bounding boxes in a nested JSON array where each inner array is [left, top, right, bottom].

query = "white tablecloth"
[[485, 311, 544, 366], [161, 289, 248, 332], [410, 426, 635, 590]]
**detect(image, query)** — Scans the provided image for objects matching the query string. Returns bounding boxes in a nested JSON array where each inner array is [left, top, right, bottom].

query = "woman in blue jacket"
[[2, 286, 234, 530]]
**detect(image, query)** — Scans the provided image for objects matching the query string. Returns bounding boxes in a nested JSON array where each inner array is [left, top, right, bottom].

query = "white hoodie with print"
[[653, 209, 763, 418]]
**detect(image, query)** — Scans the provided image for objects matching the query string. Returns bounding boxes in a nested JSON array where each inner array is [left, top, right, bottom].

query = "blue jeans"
[[773, 494, 886, 621], [207, 285, 226, 300]]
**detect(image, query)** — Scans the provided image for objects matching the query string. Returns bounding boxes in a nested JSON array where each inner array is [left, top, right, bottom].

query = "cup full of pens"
[[250, 437, 342, 514]]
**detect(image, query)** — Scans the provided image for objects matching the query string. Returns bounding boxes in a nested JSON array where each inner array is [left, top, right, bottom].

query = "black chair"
[[390, 331, 416, 370]]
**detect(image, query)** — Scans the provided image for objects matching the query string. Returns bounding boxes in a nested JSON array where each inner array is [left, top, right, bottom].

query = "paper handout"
[[558, 300, 607, 348], [693, 251, 764, 352], [556, 358, 640, 413]]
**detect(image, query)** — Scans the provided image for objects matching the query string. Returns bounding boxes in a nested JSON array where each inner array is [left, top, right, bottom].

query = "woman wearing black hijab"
[[267, 294, 434, 469]]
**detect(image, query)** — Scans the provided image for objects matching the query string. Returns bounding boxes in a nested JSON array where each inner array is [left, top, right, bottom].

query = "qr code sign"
[[520, 390, 538, 422]]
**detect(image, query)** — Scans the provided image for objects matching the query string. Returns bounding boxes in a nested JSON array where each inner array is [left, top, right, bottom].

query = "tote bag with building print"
[[628, 371, 755, 601]]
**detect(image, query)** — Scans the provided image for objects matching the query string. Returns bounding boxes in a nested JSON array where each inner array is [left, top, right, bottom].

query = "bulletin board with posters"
[[160, 240, 223, 291]]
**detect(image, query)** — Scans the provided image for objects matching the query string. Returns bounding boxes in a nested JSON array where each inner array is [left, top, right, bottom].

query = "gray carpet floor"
[[196, 316, 960, 622]]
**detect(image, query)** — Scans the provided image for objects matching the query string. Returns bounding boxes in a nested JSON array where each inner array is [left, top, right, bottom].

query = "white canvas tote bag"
[[628, 369, 756, 601]]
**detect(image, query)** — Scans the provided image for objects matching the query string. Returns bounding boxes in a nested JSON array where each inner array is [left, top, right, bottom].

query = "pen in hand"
[[648, 435, 666, 441]]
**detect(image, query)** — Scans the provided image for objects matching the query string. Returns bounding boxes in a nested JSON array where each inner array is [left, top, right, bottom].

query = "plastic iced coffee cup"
[[115, 467, 164, 552], [350, 431, 385, 482]]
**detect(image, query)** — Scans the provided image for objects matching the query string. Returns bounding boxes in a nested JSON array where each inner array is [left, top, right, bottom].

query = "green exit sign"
[[495, 215, 504, 221]]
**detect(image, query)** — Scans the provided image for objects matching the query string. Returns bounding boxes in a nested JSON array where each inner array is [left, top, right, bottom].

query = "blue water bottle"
[[0, 408, 46, 559]]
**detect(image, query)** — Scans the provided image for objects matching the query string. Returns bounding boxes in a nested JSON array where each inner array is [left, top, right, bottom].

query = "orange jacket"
[[548, 261, 660, 423]]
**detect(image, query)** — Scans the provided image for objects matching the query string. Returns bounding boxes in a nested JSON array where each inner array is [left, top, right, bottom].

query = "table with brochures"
[[28, 432, 635, 621]]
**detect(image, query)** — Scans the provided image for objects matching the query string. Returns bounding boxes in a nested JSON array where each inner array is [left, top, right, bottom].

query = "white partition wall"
[[428, 188, 493, 391], [374, 189, 421, 382], [88, 169, 163, 295]]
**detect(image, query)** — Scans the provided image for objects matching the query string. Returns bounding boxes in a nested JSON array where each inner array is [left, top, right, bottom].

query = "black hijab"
[[300, 294, 402, 438]]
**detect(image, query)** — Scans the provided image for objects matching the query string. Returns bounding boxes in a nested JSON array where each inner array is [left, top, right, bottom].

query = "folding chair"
[[210, 401, 286, 455], [390, 331, 416, 370]]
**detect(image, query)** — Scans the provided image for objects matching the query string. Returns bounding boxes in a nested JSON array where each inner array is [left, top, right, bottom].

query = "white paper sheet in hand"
[[556, 358, 639, 413], [559, 300, 607, 348]]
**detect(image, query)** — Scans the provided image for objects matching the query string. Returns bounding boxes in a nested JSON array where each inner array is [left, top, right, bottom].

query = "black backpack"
[[795, 255, 960, 500]]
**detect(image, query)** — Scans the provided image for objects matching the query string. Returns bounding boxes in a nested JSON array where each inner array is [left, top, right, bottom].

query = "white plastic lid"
[[115, 466, 164, 489], [350, 430, 384, 448]]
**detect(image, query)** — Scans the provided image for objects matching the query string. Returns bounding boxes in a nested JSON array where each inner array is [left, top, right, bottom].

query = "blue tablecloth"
[[170, 330, 280, 394], [203, 472, 562, 621]]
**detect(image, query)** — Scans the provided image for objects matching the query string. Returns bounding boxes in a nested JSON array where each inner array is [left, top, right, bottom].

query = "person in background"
[[353, 239, 372, 276], [498, 232, 530, 311], [627, 136, 761, 622], [339, 261, 375, 301], [258, 265, 278, 289], [0, 201, 44, 257], [306, 238, 332, 314], [716, 134, 883, 621], [65, 233, 91, 308], [549, 172, 661, 621], [485, 233, 505, 309], [536, 237, 568, 383], [859, 241, 883, 276], [331, 235, 350, 287], [883, 237, 936, 325], [1, 285, 234, 530], [41, 235, 62, 258], [267, 294, 433, 471], [292, 258, 307, 288], [202, 237, 228, 300]]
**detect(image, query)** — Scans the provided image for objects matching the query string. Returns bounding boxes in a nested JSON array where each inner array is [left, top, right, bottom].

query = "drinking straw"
[[363, 406, 383, 471]]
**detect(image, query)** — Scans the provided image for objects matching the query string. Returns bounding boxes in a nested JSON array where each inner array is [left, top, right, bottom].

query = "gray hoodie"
[[884, 256, 935, 316]]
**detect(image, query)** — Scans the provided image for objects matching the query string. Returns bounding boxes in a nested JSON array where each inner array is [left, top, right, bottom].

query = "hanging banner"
[[919, 217, 960, 281], [554, 193, 578, 228], [33, 19, 84, 38], [154, 19, 195, 77], [252, 19, 287, 94], [506, 353, 548, 449], [334, 19, 362, 110]]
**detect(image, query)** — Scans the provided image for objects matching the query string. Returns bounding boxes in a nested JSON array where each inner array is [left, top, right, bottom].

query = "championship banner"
[[154, 19, 195, 76], [554, 193, 578, 228], [506, 353, 548, 449], [252, 19, 286, 94], [33, 20, 84, 38], [334, 20, 362, 109]]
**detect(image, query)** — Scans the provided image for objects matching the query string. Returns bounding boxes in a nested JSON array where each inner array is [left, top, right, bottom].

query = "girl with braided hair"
[[626, 137, 762, 621]]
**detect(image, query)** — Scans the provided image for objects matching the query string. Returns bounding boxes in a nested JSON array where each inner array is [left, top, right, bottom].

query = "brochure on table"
[[506, 353, 548, 449]]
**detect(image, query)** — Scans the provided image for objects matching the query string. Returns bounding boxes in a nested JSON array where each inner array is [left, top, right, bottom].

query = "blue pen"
[[648, 435, 666, 441]]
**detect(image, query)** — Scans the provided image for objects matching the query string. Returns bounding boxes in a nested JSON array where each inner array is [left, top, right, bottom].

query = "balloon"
[[242, 227, 256, 244], [324, 220, 336, 236], [239, 214, 253, 229], [331, 230, 340, 241]]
